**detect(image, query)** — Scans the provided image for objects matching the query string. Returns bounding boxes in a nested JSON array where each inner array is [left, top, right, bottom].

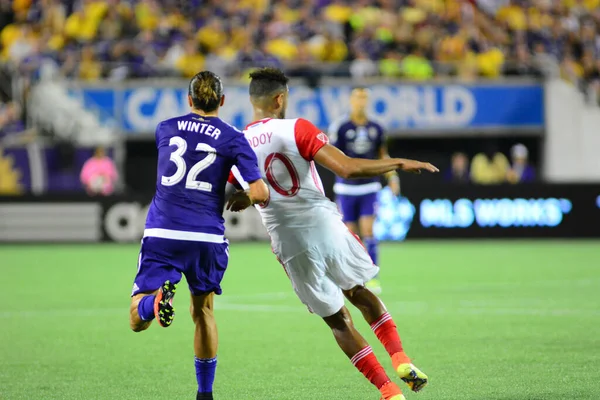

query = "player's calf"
[[344, 286, 429, 392], [343, 285, 386, 323], [129, 293, 155, 332], [191, 293, 218, 399], [323, 306, 403, 400]]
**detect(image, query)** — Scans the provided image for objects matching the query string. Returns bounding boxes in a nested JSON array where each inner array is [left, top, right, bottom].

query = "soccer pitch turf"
[[1, 241, 599, 400]]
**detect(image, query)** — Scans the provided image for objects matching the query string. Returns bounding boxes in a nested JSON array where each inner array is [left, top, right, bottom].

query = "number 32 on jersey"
[[161, 136, 216, 192]]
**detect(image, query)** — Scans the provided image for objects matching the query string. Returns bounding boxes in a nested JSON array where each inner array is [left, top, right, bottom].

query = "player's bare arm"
[[314, 143, 438, 179], [379, 144, 401, 195]]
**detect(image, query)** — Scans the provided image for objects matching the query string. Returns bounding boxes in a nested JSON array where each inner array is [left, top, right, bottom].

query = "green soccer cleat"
[[397, 363, 428, 393], [366, 278, 382, 295], [154, 280, 177, 328]]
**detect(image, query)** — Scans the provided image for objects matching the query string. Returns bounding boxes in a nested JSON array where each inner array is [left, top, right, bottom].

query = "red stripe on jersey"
[[294, 118, 329, 161], [310, 161, 324, 195]]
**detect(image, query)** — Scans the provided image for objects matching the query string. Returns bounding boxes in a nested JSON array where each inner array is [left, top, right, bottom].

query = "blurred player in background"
[[128, 71, 268, 400], [328, 88, 400, 294], [227, 68, 437, 400]]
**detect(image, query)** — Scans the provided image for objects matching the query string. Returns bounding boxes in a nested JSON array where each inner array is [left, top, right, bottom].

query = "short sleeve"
[[295, 118, 329, 161], [229, 134, 262, 183], [155, 121, 165, 148]]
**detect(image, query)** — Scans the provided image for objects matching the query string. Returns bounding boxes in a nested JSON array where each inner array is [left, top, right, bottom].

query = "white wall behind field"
[[544, 79, 600, 183]]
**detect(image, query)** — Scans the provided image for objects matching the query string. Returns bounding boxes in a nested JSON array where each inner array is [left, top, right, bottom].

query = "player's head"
[[349, 87, 370, 116], [94, 146, 106, 158], [188, 71, 225, 113], [248, 67, 289, 119]]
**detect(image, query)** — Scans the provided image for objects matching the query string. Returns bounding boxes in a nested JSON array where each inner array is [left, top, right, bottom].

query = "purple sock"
[[137, 295, 155, 321], [195, 356, 217, 394], [363, 236, 379, 267]]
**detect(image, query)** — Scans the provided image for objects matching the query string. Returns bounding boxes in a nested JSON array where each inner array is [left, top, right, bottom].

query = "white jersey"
[[230, 117, 379, 317], [231, 118, 343, 262]]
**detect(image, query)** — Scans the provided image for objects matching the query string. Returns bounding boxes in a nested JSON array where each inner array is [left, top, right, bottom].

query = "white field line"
[[2, 299, 600, 319]]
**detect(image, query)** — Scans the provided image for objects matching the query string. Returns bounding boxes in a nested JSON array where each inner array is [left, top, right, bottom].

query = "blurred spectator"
[[506, 143, 535, 183], [78, 45, 101, 80], [350, 50, 378, 79], [401, 44, 434, 80], [496, 0, 527, 31], [532, 41, 560, 77], [0, 101, 35, 146], [504, 44, 542, 77], [287, 43, 320, 87], [475, 39, 505, 78], [0, 146, 23, 194], [560, 52, 584, 85], [446, 152, 471, 183], [470, 143, 509, 185], [80, 146, 118, 196], [379, 48, 402, 78], [0, 101, 25, 137], [175, 39, 205, 78]]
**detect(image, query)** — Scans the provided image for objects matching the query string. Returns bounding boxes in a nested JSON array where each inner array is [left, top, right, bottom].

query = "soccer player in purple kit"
[[128, 71, 269, 400], [328, 87, 400, 294]]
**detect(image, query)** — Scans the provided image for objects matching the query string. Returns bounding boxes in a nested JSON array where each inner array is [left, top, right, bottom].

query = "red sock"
[[350, 346, 391, 390], [370, 312, 411, 366]]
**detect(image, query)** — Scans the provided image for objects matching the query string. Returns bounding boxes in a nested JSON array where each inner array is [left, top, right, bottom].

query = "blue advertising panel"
[[70, 82, 544, 135]]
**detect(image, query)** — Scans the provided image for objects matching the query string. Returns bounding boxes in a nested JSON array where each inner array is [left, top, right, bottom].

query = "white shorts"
[[282, 229, 379, 318]]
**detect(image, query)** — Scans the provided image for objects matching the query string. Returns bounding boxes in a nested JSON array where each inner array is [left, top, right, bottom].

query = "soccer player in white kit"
[[227, 68, 438, 400]]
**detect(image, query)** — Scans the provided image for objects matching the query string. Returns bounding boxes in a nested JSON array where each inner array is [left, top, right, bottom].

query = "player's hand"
[[226, 190, 253, 212], [399, 160, 439, 174]]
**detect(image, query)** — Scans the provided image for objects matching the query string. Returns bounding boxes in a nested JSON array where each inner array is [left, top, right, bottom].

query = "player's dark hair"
[[248, 67, 289, 98], [188, 71, 223, 112]]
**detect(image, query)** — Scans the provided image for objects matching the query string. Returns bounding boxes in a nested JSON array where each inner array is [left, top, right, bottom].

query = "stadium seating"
[[0, 0, 597, 85]]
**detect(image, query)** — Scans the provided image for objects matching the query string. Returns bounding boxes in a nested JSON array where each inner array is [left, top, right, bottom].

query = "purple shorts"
[[131, 237, 229, 297], [336, 193, 378, 223]]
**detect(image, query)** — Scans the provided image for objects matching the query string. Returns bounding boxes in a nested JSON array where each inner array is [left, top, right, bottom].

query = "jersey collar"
[[245, 118, 272, 130]]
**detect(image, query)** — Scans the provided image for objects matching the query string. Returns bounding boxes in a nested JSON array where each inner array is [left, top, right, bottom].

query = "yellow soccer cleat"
[[397, 363, 428, 393], [380, 395, 406, 400], [366, 278, 382, 295]]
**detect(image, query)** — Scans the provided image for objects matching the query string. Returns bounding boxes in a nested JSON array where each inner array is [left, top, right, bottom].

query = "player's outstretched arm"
[[314, 144, 438, 179]]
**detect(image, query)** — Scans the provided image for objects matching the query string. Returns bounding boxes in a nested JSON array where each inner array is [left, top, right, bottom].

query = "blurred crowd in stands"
[[445, 143, 536, 184], [0, 0, 598, 90]]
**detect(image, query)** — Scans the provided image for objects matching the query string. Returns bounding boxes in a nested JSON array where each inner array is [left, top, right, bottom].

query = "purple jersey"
[[145, 113, 261, 238], [328, 115, 385, 194]]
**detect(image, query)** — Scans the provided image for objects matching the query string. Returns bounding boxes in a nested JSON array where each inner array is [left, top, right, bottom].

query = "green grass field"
[[2, 241, 600, 400]]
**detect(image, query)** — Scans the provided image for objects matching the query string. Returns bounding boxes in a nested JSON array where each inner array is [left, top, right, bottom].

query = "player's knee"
[[358, 216, 375, 237], [190, 303, 214, 324], [343, 285, 364, 301], [324, 307, 354, 332], [344, 285, 375, 309]]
